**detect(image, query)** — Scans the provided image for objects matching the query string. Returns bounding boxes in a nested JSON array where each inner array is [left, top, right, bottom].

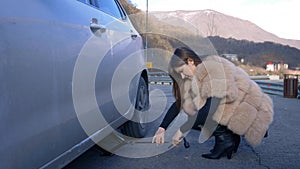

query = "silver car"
[[0, 0, 149, 168]]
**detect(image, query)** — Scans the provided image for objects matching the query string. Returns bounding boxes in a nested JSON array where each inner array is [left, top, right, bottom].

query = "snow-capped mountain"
[[150, 10, 300, 50]]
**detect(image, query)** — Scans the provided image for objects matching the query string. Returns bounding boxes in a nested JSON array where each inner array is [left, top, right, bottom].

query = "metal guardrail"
[[254, 80, 283, 96], [149, 73, 300, 98], [149, 75, 173, 85]]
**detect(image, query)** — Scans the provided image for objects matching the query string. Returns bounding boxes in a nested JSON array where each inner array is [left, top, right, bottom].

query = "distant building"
[[266, 62, 288, 71], [266, 62, 275, 71], [221, 54, 238, 62], [240, 58, 245, 63]]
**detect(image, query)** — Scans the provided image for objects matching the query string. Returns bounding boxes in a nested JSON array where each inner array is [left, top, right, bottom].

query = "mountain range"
[[119, 0, 300, 68], [151, 10, 300, 50]]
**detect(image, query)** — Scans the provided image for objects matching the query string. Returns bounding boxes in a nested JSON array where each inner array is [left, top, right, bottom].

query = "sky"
[[129, 0, 300, 40]]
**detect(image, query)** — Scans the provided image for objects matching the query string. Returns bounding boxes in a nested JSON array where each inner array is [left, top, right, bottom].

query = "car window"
[[94, 0, 123, 19]]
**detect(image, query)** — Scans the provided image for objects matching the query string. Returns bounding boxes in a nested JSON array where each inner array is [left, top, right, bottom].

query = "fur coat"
[[182, 55, 274, 146]]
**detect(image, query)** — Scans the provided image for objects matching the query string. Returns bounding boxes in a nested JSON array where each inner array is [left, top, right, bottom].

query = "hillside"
[[151, 10, 300, 50], [120, 0, 300, 69], [208, 36, 300, 68]]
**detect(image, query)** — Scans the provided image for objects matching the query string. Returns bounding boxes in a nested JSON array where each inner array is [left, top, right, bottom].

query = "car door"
[[90, 0, 145, 124], [0, 0, 120, 168]]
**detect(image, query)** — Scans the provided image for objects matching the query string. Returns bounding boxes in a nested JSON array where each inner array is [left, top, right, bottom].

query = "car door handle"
[[90, 18, 106, 33], [90, 23, 106, 33], [131, 34, 137, 40]]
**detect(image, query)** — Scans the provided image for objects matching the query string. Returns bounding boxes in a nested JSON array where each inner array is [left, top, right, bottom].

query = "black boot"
[[202, 125, 234, 159], [233, 134, 240, 153], [210, 133, 240, 153]]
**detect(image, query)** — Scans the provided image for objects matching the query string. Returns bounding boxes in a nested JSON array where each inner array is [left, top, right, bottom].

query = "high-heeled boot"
[[202, 125, 234, 159], [233, 134, 240, 153], [210, 133, 240, 153]]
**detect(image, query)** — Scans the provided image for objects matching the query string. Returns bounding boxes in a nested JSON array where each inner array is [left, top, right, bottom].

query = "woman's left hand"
[[172, 129, 183, 147], [152, 127, 166, 144]]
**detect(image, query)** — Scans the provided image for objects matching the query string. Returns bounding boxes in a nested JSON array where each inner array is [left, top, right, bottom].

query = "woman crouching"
[[152, 47, 274, 159]]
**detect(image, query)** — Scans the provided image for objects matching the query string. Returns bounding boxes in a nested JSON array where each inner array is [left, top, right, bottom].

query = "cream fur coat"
[[182, 55, 274, 146]]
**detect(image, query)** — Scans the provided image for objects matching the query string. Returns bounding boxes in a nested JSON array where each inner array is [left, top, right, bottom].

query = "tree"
[[207, 13, 217, 36]]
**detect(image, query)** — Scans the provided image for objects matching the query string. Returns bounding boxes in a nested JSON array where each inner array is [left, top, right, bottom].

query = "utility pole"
[[145, 0, 148, 60]]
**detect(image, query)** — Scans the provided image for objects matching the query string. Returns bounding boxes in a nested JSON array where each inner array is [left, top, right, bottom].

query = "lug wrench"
[[168, 137, 190, 149]]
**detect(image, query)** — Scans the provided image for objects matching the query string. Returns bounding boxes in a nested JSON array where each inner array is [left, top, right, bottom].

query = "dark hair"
[[168, 47, 202, 109], [170, 47, 202, 68]]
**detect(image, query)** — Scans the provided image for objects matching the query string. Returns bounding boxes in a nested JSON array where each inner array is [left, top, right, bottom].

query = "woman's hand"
[[152, 127, 166, 144], [172, 129, 183, 147]]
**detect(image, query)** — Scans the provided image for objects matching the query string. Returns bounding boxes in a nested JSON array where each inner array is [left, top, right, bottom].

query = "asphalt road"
[[64, 84, 300, 169]]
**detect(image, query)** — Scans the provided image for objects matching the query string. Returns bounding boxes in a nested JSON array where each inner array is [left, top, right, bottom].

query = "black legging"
[[159, 97, 221, 133]]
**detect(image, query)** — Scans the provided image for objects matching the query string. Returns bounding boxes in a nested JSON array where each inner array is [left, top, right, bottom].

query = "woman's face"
[[174, 58, 196, 79]]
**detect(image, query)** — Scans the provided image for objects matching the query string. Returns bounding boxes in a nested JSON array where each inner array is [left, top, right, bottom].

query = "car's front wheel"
[[121, 77, 149, 138]]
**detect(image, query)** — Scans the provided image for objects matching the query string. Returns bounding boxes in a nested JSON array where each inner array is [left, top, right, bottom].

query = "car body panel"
[[0, 0, 147, 168]]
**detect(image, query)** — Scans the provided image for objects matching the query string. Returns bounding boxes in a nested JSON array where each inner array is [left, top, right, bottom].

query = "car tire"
[[121, 77, 149, 138]]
